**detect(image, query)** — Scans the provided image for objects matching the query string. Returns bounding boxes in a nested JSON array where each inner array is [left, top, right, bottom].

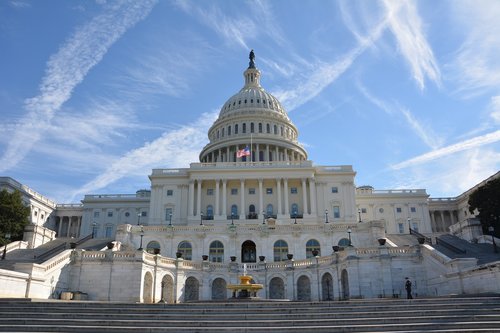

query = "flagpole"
[[250, 133, 253, 162]]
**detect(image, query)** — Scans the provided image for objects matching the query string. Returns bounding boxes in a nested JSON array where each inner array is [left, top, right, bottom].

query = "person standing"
[[405, 277, 413, 299]]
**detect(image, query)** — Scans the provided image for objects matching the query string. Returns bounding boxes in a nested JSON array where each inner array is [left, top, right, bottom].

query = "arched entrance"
[[211, 278, 227, 300], [321, 273, 333, 301], [341, 269, 349, 300], [269, 277, 285, 299], [142, 272, 153, 303], [161, 275, 174, 303], [241, 240, 256, 263], [297, 275, 311, 301], [184, 276, 199, 302]]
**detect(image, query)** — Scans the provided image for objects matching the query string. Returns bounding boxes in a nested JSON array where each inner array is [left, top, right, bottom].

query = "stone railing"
[[0, 240, 29, 254]]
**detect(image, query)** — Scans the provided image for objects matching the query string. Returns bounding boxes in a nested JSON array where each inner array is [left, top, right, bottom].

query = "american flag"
[[236, 146, 250, 158]]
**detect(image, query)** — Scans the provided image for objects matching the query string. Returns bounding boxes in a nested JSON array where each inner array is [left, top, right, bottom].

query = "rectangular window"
[[93, 211, 100, 218], [396, 207, 402, 213], [333, 206, 340, 218], [361, 208, 367, 214], [248, 188, 255, 195], [105, 226, 113, 238], [107, 211, 113, 217], [165, 208, 173, 221], [231, 188, 238, 195], [398, 223, 404, 234], [141, 211, 147, 217], [206, 189, 214, 196], [166, 189, 173, 196], [331, 187, 338, 193], [412, 222, 419, 232], [290, 187, 297, 194], [410, 207, 416, 213], [266, 188, 273, 194]]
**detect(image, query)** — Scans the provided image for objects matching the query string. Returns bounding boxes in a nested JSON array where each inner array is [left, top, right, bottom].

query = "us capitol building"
[[1, 52, 499, 303]]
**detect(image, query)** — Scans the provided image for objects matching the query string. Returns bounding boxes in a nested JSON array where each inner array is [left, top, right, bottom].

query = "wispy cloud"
[[357, 83, 442, 149], [383, 0, 441, 90], [391, 130, 500, 170], [0, 0, 157, 173], [69, 111, 218, 201]]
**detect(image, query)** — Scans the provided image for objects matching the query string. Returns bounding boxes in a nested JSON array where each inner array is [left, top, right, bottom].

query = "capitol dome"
[[199, 51, 308, 163]]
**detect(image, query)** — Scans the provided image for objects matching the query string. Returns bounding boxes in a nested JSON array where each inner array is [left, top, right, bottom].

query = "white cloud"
[[0, 0, 157, 173], [490, 96, 500, 124], [69, 111, 218, 200], [391, 130, 500, 170], [383, 0, 441, 90]]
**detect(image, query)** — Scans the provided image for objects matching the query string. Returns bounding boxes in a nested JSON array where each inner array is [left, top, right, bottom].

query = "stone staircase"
[[0, 296, 499, 332], [435, 234, 500, 264]]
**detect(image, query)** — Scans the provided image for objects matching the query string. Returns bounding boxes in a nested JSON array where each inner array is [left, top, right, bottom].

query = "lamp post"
[[138, 225, 144, 251], [293, 211, 297, 224], [488, 226, 497, 253], [231, 212, 234, 226], [169, 213, 172, 226], [1, 232, 11, 260], [347, 228, 352, 247], [358, 209, 362, 223], [137, 212, 141, 226], [92, 222, 97, 239], [262, 211, 266, 225], [200, 212, 204, 226], [325, 209, 329, 223], [407, 218, 411, 233]]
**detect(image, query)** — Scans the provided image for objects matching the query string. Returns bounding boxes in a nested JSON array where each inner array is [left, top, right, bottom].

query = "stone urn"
[[259, 255, 266, 262], [202, 255, 208, 261], [312, 249, 319, 257], [176, 252, 183, 259], [106, 242, 114, 250], [377, 238, 386, 246], [70, 242, 77, 249], [418, 237, 425, 244], [230, 256, 237, 262], [153, 248, 160, 255], [332, 245, 339, 252], [287, 254, 294, 260]]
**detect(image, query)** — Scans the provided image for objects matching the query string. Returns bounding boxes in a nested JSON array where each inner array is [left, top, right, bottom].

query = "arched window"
[[221, 128, 225, 137], [234, 124, 238, 134], [228, 125, 231, 136], [273, 240, 288, 262], [273, 125, 277, 134], [266, 123, 270, 133], [266, 204, 274, 216], [146, 241, 161, 254], [248, 204, 256, 219], [291, 203, 299, 216], [242, 123, 246, 133], [280, 126, 283, 136], [250, 123, 254, 133], [306, 239, 321, 258], [177, 241, 192, 260], [258, 123, 262, 133], [231, 204, 238, 217], [209, 240, 224, 263], [217, 130, 219, 139], [338, 238, 350, 247], [206, 205, 213, 219]]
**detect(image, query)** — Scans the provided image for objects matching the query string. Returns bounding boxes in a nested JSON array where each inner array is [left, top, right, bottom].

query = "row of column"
[[429, 210, 457, 232], [56, 216, 82, 238], [188, 178, 317, 218], [204, 144, 303, 163]]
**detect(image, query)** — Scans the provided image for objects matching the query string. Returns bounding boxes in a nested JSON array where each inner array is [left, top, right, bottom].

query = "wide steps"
[[0, 297, 499, 332]]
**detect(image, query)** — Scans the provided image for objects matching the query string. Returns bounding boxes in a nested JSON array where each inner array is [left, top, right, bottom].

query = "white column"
[[58, 216, 63, 236], [188, 180, 195, 217], [277, 178, 282, 216], [309, 178, 317, 216], [215, 179, 220, 217], [222, 180, 227, 217], [196, 180, 202, 216], [284, 179, 289, 215], [67, 217, 72, 237], [226, 147, 230, 162], [256, 144, 260, 162], [258, 179, 264, 217], [266, 145, 269, 161], [240, 179, 245, 219], [275, 146, 279, 161], [301, 178, 308, 216]]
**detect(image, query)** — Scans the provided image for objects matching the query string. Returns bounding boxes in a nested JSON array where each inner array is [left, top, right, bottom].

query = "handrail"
[[34, 242, 67, 261], [76, 234, 92, 245], [409, 228, 432, 244], [435, 237, 466, 254]]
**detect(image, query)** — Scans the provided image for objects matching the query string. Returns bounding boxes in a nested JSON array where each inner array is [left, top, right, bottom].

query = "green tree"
[[0, 189, 31, 244], [468, 177, 500, 238]]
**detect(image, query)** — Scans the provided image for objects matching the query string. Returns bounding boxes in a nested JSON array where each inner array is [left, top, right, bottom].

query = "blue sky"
[[1, 0, 499, 203]]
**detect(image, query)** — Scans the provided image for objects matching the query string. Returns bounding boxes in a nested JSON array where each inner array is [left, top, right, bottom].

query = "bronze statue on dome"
[[249, 49, 256, 68]]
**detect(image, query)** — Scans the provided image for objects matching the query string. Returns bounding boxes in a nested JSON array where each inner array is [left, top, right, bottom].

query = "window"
[[258, 123, 262, 133], [105, 225, 113, 238], [222, 128, 225, 137], [177, 241, 192, 260], [273, 125, 277, 134], [234, 124, 238, 134], [141, 211, 147, 217], [146, 241, 160, 254], [165, 208, 173, 221], [266, 188, 273, 194], [396, 207, 402, 213], [167, 190, 173, 196], [306, 239, 321, 258], [338, 238, 350, 247], [228, 126, 231, 136], [231, 188, 238, 195], [266, 123, 270, 133], [333, 206, 340, 218], [248, 188, 255, 195], [361, 208, 367, 213], [217, 130, 219, 139], [412, 222, 419, 232], [398, 223, 404, 234], [94, 211, 100, 218], [125, 212, 130, 217], [290, 187, 297, 194], [209, 240, 224, 263], [242, 123, 246, 133], [207, 189, 214, 196], [410, 207, 416, 213], [331, 187, 338, 193], [206, 205, 213, 217], [107, 211, 113, 217], [231, 205, 238, 217], [291, 203, 299, 216], [251, 123, 254, 133], [379, 208, 384, 213], [273, 240, 288, 262], [266, 204, 274, 216]]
